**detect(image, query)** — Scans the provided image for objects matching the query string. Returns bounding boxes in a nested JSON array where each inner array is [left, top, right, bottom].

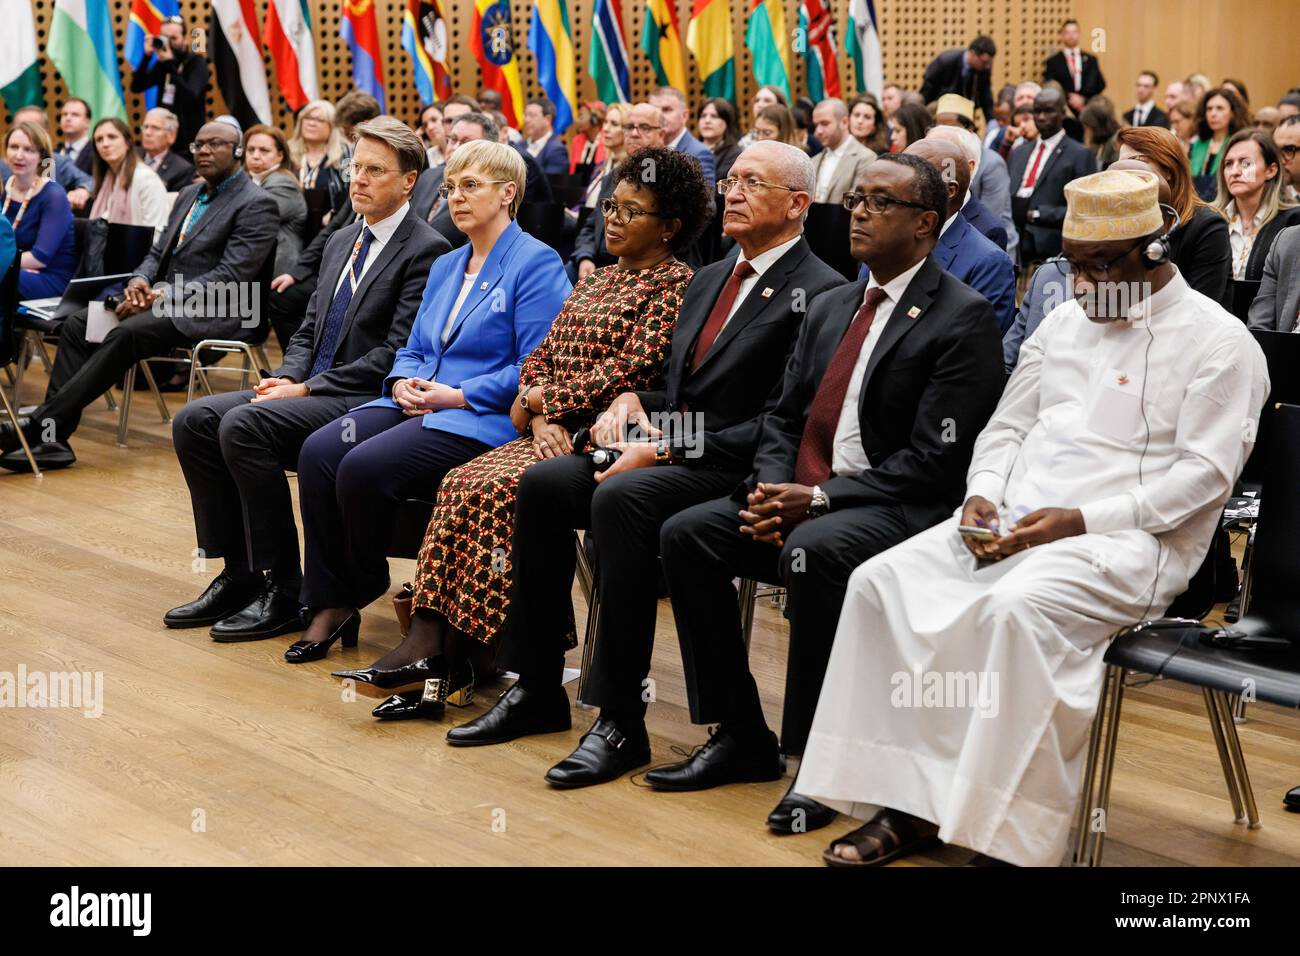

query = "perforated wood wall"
[[15, 0, 1075, 132]]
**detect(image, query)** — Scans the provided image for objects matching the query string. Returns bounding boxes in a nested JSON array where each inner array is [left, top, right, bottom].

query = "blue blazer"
[[961, 195, 1009, 252], [518, 136, 570, 177], [367, 220, 571, 447], [674, 130, 717, 187], [858, 214, 1016, 333], [1002, 259, 1072, 372]]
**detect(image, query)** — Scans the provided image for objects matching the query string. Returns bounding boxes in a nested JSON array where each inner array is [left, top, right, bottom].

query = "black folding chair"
[[0, 259, 42, 476], [803, 202, 859, 281]]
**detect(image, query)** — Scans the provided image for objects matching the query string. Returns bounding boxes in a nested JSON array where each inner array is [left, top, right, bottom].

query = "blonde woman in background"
[[289, 99, 348, 215]]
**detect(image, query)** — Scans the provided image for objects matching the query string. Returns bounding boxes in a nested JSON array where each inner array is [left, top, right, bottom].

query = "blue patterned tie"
[[310, 226, 374, 378]]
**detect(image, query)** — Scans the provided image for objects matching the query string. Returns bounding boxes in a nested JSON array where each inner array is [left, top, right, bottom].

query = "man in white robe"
[[797, 169, 1271, 867]]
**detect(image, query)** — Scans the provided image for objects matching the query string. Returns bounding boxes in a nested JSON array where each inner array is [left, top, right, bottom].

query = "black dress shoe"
[[0, 416, 32, 454], [446, 683, 571, 746], [767, 782, 838, 834], [0, 440, 76, 472], [284, 612, 359, 663], [644, 725, 784, 792], [544, 717, 651, 789], [210, 579, 304, 642], [372, 658, 475, 720], [331, 657, 445, 692], [1285, 785, 1300, 812], [164, 571, 265, 629]]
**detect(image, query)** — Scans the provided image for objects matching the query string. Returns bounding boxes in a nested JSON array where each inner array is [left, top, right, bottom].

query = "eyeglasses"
[[1049, 240, 1145, 280], [840, 191, 931, 214], [717, 176, 799, 196], [1277, 144, 1299, 161], [600, 198, 664, 225], [625, 124, 662, 135], [437, 178, 509, 199], [347, 161, 395, 180], [189, 139, 235, 154]]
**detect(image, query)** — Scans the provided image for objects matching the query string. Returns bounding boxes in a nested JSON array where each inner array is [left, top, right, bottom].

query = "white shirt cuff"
[[965, 471, 1007, 506], [1079, 493, 1139, 535]]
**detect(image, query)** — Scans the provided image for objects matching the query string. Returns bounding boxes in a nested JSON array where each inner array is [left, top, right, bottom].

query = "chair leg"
[[253, 345, 272, 374], [1088, 665, 1127, 867], [1214, 690, 1261, 828], [0, 385, 41, 478], [1203, 687, 1247, 824], [573, 532, 593, 603], [1073, 665, 1116, 865], [117, 366, 135, 447], [11, 332, 31, 405], [737, 578, 758, 651], [576, 584, 600, 706], [104, 388, 117, 410], [138, 361, 171, 423]]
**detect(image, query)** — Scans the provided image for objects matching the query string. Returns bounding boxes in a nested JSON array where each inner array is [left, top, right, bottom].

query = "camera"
[[150, 36, 166, 51]]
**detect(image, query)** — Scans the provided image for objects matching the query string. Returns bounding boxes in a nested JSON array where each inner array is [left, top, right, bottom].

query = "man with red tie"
[[647, 154, 1006, 832], [1042, 18, 1106, 116], [446, 142, 845, 786]]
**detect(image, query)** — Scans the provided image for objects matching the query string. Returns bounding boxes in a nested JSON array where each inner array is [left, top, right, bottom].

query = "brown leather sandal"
[[822, 809, 941, 867]]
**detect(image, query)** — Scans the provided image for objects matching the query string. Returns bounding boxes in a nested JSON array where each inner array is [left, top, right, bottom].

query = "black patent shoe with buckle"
[[544, 716, 651, 789], [371, 657, 474, 720]]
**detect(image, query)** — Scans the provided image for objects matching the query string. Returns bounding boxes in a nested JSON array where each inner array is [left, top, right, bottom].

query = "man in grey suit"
[[1248, 224, 1300, 332], [164, 118, 450, 638], [0, 121, 277, 471], [809, 98, 876, 205]]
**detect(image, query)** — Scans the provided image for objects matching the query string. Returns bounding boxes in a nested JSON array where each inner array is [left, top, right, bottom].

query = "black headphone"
[[1139, 202, 1181, 268], [233, 144, 244, 158]]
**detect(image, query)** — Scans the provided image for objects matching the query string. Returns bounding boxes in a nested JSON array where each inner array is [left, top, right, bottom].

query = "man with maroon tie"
[[649, 154, 1006, 834], [446, 142, 845, 787]]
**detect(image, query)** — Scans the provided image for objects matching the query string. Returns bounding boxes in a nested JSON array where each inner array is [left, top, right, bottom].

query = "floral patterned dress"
[[410, 259, 693, 645]]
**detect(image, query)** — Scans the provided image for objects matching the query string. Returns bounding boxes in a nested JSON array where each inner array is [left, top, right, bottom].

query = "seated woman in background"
[[2, 122, 76, 299], [1079, 98, 1121, 169], [1189, 87, 1250, 200], [697, 97, 743, 183], [87, 118, 170, 241], [337, 147, 714, 720], [1211, 128, 1300, 320], [889, 102, 935, 153], [289, 99, 348, 231], [848, 94, 889, 154], [1117, 125, 1233, 305], [284, 141, 571, 677], [739, 85, 789, 147], [1168, 98, 1198, 154], [243, 124, 306, 280], [753, 104, 802, 151], [571, 102, 632, 280]]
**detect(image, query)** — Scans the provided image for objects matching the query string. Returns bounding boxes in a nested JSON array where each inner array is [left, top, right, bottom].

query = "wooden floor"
[[2, 359, 1298, 867]]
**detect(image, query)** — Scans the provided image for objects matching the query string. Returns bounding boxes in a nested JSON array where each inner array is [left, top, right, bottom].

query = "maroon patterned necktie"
[[794, 287, 889, 486], [689, 259, 756, 373]]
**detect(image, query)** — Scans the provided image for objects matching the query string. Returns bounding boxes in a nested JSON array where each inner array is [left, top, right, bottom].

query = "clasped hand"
[[738, 482, 815, 547], [393, 377, 463, 416]]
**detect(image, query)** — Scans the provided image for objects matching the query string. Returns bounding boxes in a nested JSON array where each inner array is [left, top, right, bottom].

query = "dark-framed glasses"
[[600, 198, 664, 225], [841, 191, 931, 214]]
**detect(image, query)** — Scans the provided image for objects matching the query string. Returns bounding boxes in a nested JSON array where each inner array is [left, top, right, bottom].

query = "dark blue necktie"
[[310, 226, 374, 378]]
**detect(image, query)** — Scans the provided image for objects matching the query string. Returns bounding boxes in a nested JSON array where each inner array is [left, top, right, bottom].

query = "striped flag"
[[401, 0, 452, 106], [211, 0, 271, 127], [48, 0, 127, 121], [528, 0, 576, 133], [640, 0, 686, 90], [745, 0, 791, 102], [263, 0, 319, 113], [125, 0, 180, 67], [341, 0, 387, 113], [0, 0, 44, 111], [470, 0, 523, 127], [687, 0, 734, 101], [588, 0, 629, 105], [847, 0, 883, 96], [798, 0, 840, 101]]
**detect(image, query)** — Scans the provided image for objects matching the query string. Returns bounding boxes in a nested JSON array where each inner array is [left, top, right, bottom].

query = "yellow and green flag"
[[745, 0, 791, 102], [641, 0, 686, 90], [687, 0, 734, 100]]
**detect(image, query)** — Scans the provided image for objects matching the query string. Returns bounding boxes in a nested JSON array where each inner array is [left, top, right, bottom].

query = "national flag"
[[588, 0, 630, 105], [0, 0, 44, 111], [470, 0, 523, 128], [341, 0, 387, 113], [799, 0, 840, 101], [211, 0, 271, 128], [746, 0, 791, 102], [263, 0, 319, 112], [847, 0, 883, 96], [640, 0, 686, 90], [528, 0, 576, 133], [401, 0, 452, 106], [48, 0, 127, 121], [687, 0, 734, 101], [125, 0, 180, 110]]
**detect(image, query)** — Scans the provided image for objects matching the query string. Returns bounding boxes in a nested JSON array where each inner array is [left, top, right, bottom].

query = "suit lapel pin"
[[761, 287, 774, 298], [479, 281, 489, 291], [907, 306, 921, 319]]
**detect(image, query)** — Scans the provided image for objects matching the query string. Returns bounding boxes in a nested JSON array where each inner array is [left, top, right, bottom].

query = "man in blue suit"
[[859, 139, 1015, 332], [1002, 259, 1073, 372], [930, 99, 1017, 256], [650, 86, 717, 188], [519, 97, 570, 177]]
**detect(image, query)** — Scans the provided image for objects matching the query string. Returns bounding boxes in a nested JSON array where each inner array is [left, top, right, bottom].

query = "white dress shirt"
[[1062, 47, 1083, 91], [64, 137, 89, 161], [830, 256, 927, 477], [1226, 202, 1264, 279], [331, 201, 410, 297], [723, 234, 802, 330], [526, 132, 552, 158], [667, 129, 687, 151], [1016, 129, 1066, 196], [1131, 101, 1153, 125], [814, 137, 852, 203]]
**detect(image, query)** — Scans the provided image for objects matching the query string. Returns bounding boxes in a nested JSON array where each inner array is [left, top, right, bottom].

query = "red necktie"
[[794, 287, 889, 486], [690, 259, 755, 373], [1024, 141, 1047, 189]]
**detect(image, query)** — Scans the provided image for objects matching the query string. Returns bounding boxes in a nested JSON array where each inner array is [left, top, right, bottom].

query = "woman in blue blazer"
[[286, 140, 570, 663]]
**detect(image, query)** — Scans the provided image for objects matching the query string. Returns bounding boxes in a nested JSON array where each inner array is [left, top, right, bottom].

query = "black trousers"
[[268, 277, 316, 352], [296, 406, 490, 609], [660, 495, 912, 755], [500, 453, 742, 718], [38, 309, 189, 442], [172, 389, 358, 582]]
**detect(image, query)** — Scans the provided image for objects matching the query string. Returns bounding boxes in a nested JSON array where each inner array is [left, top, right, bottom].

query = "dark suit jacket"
[[1043, 50, 1106, 105], [422, 152, 555, 250], [1123, 104, 1169, 128], [134, 170, 279, 339], [1007, 134, 1097, 259], [572, 169, 616, 268], [518, 136, 569, 177], [129, 52, 211, 150], [72, 144, 94, 176], [1248, 224, 1300, 332], [921, 49, 994, 122], [635, 238, 845, 473], [275, 209, 449, 398], [290, 194, 357, 284], [962, 195, 1009, 252], [136, 148, 197, 192], [674, 130, 718, 186], [750, 258, 1005, 523], [1170, 204, 1231, 308]]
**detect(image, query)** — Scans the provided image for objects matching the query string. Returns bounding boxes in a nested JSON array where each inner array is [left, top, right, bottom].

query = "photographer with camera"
[[129, 15, 210, 154]]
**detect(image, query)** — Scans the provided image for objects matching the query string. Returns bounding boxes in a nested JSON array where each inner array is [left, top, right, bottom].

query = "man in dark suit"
[[649, 155, 1005, 830], [1124, 70, 1169, 128], [650, 86, 718, 187], [128, 14, 211, 152], [57, 97, 95, 176], [1007, 89, 1097, 263], [920, 36, 997, 124], [0, 121, 276, 470], [163, 118, 450, 638], [1042, 18, 1105, 116], [444, 142, 846, 783], [138, 107, 197, 192], [519, 96, 570, 177]]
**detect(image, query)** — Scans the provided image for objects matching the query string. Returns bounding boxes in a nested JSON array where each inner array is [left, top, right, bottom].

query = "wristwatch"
[[808, 485, 830, 518], [519, 388, 532, 411], [654, 439, 674, 466]]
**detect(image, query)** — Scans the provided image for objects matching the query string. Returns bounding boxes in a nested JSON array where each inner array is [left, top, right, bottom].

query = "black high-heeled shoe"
[[284, 612, 360, 663], [372, 658, 475, 720], [330, 656, 446, 693]]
